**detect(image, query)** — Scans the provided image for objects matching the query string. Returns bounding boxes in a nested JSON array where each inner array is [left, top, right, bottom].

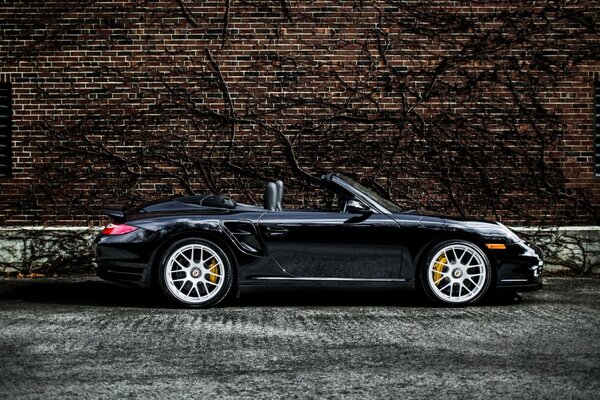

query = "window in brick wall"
[[596, 81, 600, 177], [0, 82, 11, 178]]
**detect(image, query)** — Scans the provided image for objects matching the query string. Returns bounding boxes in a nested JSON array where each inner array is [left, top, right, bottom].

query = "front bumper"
[[493, 240, 543, 291]]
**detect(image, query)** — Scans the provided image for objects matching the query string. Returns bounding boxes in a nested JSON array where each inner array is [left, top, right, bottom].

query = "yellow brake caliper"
[[433, 255, 447, 286], [207, 258, 219, 284]]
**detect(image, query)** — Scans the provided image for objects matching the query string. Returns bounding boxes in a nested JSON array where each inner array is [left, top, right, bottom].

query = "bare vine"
[[0, 0, 598, 226]]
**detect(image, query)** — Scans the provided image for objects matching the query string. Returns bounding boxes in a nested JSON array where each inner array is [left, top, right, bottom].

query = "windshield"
[[336, 174, 403, 213]]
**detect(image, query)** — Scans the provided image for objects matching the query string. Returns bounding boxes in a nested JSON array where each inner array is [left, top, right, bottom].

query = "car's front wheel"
[[158, 238, 233, 308], [419, 240, 492, 306]]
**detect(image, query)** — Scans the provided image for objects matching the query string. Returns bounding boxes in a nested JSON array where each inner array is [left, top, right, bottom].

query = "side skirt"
[[239, 276, 413, 293]]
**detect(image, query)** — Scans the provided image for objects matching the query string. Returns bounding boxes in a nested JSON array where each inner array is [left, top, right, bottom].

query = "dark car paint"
[[257, 211, 402, 279], [95, 175, 543, 295]]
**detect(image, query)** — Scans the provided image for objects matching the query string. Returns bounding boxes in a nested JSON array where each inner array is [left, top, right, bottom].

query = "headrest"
[[275, 180, 284, 211], [264, 182, 277, 211]]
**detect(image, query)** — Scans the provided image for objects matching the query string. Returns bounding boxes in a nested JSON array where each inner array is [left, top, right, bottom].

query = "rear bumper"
[[96, 260, 150, 287], [94, 233, 153, 287]]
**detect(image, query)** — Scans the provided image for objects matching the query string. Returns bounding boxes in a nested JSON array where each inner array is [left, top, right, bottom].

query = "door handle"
[[264, 226, 289, 237]]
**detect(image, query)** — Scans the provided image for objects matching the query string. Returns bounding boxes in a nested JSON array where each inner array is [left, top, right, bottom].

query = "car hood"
[[446, 219, 521, 243], [391, 212, 521, 243]]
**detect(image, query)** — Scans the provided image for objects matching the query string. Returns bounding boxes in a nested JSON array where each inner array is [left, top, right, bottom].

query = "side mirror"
[[346, 199, 368, 214]]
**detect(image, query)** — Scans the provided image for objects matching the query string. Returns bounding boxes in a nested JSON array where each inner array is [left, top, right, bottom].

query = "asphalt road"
[[0, 277, 598, 399]]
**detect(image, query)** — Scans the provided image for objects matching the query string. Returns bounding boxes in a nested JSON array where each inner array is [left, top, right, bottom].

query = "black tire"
[[418, 240, 492, 306], [158, 238, 234, 308]]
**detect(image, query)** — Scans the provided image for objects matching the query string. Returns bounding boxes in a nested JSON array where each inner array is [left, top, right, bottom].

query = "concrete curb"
[[0, 226, 99, 274]]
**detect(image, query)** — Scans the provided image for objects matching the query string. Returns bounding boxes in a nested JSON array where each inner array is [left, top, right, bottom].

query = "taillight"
[[101, 223, 138, 235]]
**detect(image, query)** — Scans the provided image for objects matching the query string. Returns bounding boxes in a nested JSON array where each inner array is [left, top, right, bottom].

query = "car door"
[[257, 210, 403, 279]]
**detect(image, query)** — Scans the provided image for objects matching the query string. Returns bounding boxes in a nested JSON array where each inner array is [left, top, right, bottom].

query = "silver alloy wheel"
[[426, 244, 487, 304], [164, 243, 225, 305]]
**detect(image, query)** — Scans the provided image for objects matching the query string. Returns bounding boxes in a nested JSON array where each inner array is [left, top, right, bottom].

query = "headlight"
[[496, 222, 522, 243]]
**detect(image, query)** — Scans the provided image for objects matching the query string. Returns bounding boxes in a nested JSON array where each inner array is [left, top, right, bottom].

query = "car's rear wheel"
[[419, 240, 492, 306], [158, 238, 233, 308]]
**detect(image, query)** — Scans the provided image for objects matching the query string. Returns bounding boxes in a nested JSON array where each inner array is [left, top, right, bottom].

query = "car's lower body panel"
[[239, 276, 414, 294]]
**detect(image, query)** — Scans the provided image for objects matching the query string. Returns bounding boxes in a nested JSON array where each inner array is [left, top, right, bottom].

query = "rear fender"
[[148, 227, 240, 289]]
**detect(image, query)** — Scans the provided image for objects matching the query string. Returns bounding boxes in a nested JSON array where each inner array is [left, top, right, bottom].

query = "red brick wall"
[[0, 1, 599, 225]]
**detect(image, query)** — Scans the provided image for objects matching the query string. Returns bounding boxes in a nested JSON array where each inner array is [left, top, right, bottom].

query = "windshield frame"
[[331, 173, 403, 214]]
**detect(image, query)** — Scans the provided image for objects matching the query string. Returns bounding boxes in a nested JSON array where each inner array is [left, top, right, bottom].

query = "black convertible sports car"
[[94, 173, 543, 307]]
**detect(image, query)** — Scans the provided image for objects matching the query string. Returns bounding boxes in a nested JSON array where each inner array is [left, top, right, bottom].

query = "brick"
[[0, 1, 599, 225]]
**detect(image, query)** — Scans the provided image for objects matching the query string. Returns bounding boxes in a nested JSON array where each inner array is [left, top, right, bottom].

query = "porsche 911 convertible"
[[94, 173, 543, 307]]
